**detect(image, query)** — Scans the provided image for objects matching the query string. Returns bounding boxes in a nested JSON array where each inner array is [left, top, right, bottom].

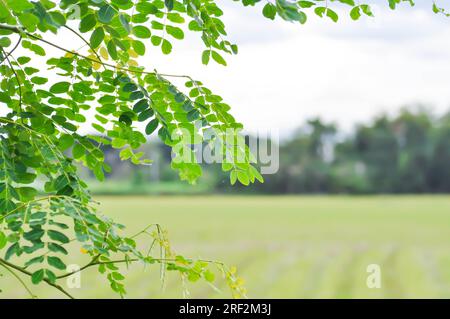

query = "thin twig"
[[63, 25, 105, 71], [0, 24, 191, 80], [0, 258, 75, 299], [0, 34, 22, 64], [0, 261, 37, 298], [0, 46, 22, 115]]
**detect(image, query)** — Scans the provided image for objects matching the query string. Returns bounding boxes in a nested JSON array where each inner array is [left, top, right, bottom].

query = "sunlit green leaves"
[[0, 0, 418, 300]]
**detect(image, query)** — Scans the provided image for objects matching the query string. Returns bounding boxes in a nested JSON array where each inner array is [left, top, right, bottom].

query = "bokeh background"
[[3, 0, 450, 298]]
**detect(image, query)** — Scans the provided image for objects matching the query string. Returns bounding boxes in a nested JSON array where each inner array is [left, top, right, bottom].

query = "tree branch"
[[0, 258, 75, 299], [0, 260, 36, 298], [0, 24, 191, 80], [63, 25, 105, 71], [0, 34, 22, 64]]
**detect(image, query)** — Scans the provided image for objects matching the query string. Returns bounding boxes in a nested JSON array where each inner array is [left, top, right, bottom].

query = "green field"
[[2, 196, 450, 299]]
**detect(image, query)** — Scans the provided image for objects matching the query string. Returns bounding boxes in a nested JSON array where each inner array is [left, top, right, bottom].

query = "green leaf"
[[18, 12, 39, 32], [112, 138, 127, 149], [47, 230, 70, 244], [5, 242, 19, 260], [107, 40, 118, 60], [17, 57, 31, 64], [164, 0, 174, 11], [17, 187, 37, 201], [326, 8, 339, 22], [122, 82, 137, 92], [314, 6, 326, 17], [151, 35, 162, 46], [0, 37, 11, 47], [45, 269, 56, 284], [79, 14, 97, 33], [90, 27, 105, 49], [136, 2, 158, 14], [237, 170, 250, 186], [202, 50, 210, 65], [72, 143, 84, 159], [145, 119, 159, 135], [49, 12, 66, 27], [24, 228, 45, 242], [138, 108, 154, 121], [94, 163, 105, 181], [59, 134, 74, 151], [166, 25, 184, 40], [30, 44, 45, 56], [49, 82, 70, 94], [31, 269, 45, 285], [222, 162, 233, 172], [204, 270, 215, 282], [132, 25, 151, 39], [338, 0, 355, 5], [111, 272, 125, 280], [298, 1, 315, 8], [30, 76, 48, 85], [25, 256, 44, 267], [0, 92, 12, 104], [350, 6, 361, 20], [187, 109, 200, 121], [132, 40, 145, 55], [230, 170, 237, 185], [0, 231, 7, 250], [48, 243, 68, 255], [133, 99, 149, 113], [211, 51, 227, 66], [6, 0, 33, 12], [47, 256, 66, 270], [161, 39, 172, 54], [262, 3, 277, 20], [0, 198, 16, 212], [119, 14, 131, 34], [98, 5, 115, 24], [360, 4, 374, 17]]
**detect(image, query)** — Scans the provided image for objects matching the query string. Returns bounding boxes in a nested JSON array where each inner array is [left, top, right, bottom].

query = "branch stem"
[[0, 258, 75, 299], [0, 24, 191, 80]]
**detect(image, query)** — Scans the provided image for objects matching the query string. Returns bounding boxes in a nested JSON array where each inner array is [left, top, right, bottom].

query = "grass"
[[1, 195, 450, 299]]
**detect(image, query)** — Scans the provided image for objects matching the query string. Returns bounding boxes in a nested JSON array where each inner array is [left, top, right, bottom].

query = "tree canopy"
[[0, 0, 446, 298]]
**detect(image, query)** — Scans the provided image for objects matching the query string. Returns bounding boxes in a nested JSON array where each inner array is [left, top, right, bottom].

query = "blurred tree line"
[[84, 107, 450, 194]]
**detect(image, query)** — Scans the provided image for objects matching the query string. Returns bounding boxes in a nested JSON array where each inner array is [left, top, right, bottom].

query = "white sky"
[[8, 1, 450, 137], [147, 1, 450, 136]]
